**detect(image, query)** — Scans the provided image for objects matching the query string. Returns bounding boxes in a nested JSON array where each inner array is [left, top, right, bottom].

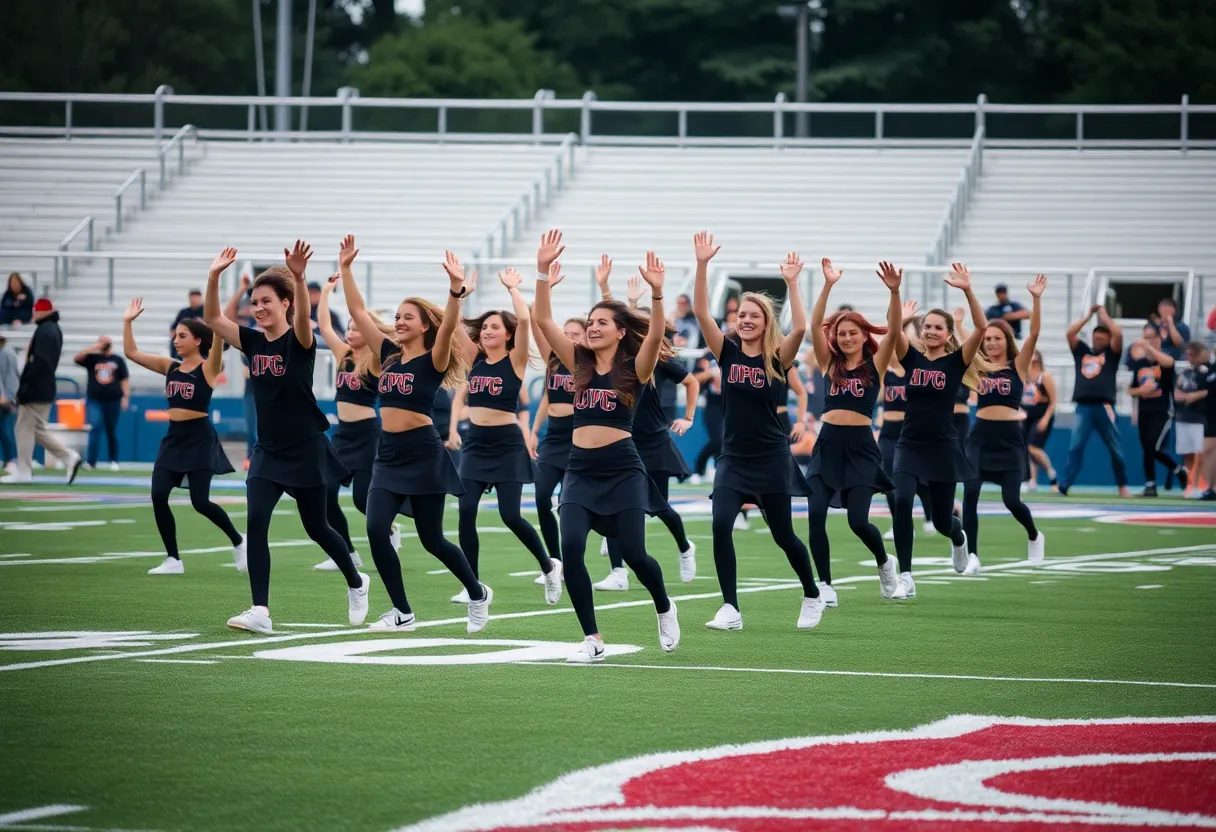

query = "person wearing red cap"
[[1, 297, 83, 484]]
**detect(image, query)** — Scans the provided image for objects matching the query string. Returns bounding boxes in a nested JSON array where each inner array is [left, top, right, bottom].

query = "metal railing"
[[113, 169, 146, 233], [157, 124, 199, 188], [474, 132, 578, 263], [926, 126, 985, 265], [55, 218, 94, 287]]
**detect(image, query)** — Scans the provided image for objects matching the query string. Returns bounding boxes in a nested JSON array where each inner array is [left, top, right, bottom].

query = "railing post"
[[247, 103, 256, 140], [177, 135, 185, 175], [1075, 110, 1084, 151], [65, 100, 72, 140], [159, 153, 167, 190], [108, 259, 114, 305], [438, 105, 447, 142], [677, 109, 687, 148], [532, 89, 552, 145], [337, 86, 358, 143], [115, 194, 123, 233], [139, 169, 146, 209], [580, 91, 597, 144], [773, 93, 785, 147], [154, 85, 174, 142], [87, 218, 94, 252], [1066, 273, 1074, 324], [1181, 94, 1189, 154], [875, 109, 884, 144], [975, 93, 986, 135]]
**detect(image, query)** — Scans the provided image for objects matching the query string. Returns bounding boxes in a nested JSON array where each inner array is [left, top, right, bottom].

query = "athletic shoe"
[[466, 584, 492, 633], [533, 572, 546, 585], [951, 531, 969, 573], [1028, 532, 1045, 564], [1118, 486, 1131, 498], [705, 603, 743, 631], [227, 607, 273, 634], [84, 462, 96, 472], [389, 523, 402, 553], [883, 527, 896, 540], [891, 573, 916, 599], [593, 567, 629, 592], [678, 541, 697, 583], [451, 587, 470, 604], [109, 461, 120, 472], [0, 471, 33, 484], [348, 572, 370, 626], [147, 556, 184, 575], [233, 535, 248, 573], [1057, 484, 1070, 496], [1142, 484, 1158, 498], [567, 635, 606, 664], [1201, 490, 1216, 502], [368, 608, 416, 631], [599, 537, 609, 557], [819, 583, 838, 608], [963, 553, 981, 575], [878, 558, 899, 599], [65, 452, 83, 485], [797, 595, 825, 629], [543, 560, 564, 605], [733, 513, 750, 531], [315, 551, 364, 571], [922, 520, 934, 533], [3, 461, 16, 474], [657, 600, 680, 652]]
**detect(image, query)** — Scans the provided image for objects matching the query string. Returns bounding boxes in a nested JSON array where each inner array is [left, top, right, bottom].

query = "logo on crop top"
[[165, 381, 195, 400], [909, 368, 946, 390], [830, 378, 866, 397], [977, 376, 1012, 397], [379, 372, 414, 396], [469, 375, 503, 396], [884, 385, 906, 403], [548, 372, 575, 393], [727, 364, 766, 388], [337, 370, 364, 390], [249, 354, 285, 377], [575, 389, 617, 411], [1081, 353, 1106, 379]]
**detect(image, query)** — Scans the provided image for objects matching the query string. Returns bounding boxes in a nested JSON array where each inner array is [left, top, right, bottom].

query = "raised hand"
[[822, 258, 844, 285], [339, 235, 359, 269], [693, 231, 720, 264], [901, 299, 920, 319], [876, 261, 901, 291], [499, 267, 523, 291], [779, 251, 804, 283], [442, 250, 466, 285], [945, 262, 972, 291], [595, 254, 613, 291], [626, 275, 645, 305], [322, 273, 339, 294], [547, 260, 565, 289], [240, 274, 252, 293], [1089, 304, 1104, 317], [537, 229, 565, 272], [210, 247, 238, 276], [952, 307, 967, 326], [284, 240, 313, 280], [123, 298, 144, 323], [1026, 273, 1047, 299], [670, 418, 693, 436], [639, 251, 665, 292]]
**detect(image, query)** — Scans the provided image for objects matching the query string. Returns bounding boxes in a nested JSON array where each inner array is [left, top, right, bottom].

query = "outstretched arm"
[[121, 299, 173, 375], [691, 231, 724, 358], [203, 247, 242, 348], [874, 264, 903, 376], [225, 274, 250, 323], [337, 235, 387, 358], [635, 251, 667, 383], [316, 277, 350, 360], [672, 373, 699, 435], [1066, 307, 1096, 351], [1016, 275, 1046, 379], [594, 254, 613, 302], [945, 263, 986, 364], [498, 268, 532, 377], [1134, 338, 1176, 369], [434, 251, 476, 373], [809, 258, 839, 369], [778, 252, 806, 369], [284, 240, 315, 348], [1095, 305, 1123, 354], [203, 331, 225, 385], [533, 229, 576, 371]]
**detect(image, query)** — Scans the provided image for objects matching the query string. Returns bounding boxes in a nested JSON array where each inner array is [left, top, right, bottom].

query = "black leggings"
[[535, 462, 564, 561], [962, 468, 1038, 558], [885, 482, 935, 528], [150, 468, 242, 560], [807, 477, 888, 582], [694, 404, 724, 475], [365, 488, 483, 614], [711, 487, 817, 609], [560, 505, 670, 637], [892, 472, 963, 573], [458, 480, 552, 578], [244, 478, 361, 607], [607, 475, 690, 569], [326, 468, 373, 554], [1138, 411, 1179, 483]]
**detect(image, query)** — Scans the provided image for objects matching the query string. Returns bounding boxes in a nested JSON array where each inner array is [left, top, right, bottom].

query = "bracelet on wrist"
[[450, 287, 468, 299], [536, 271, 549, 282]]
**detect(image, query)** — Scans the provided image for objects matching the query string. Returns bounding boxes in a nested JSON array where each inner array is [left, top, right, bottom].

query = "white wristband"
[[536, 271, 549, 282]]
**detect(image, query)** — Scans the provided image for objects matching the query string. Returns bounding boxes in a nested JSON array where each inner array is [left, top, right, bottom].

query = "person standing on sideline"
[[1058, 305, 1129, 497], [1149, 297, 1189, 361], [984, 283, 1029, 338], [1021, 350, 1058, 489], [74, 335, 129, 471], [307, 281, 345, 347], [0, 334, 19, 472], [1174, 342, 1210, 497], [169, 289, 205, 358], [1127, 325, 1188, 497], [1, 298, 82, 484]]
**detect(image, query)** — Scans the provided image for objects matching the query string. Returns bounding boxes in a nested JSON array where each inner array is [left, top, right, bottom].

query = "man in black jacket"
[[1, 298, 82, 484]]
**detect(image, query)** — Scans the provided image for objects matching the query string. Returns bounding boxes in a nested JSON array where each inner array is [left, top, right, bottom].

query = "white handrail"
[[925, 126, 985, 266], [157, 124, 199, 188], [55, 217, 94, 287], [113, 169, 146, 233]]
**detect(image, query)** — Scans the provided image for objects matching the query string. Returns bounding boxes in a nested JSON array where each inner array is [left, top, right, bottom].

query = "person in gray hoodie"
[[0, 333, 19, 470]]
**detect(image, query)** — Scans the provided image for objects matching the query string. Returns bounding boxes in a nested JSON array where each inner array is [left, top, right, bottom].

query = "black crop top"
[[545, 360, 575, 406], [634, 358, 688, 444], [900, 345, 968, 444], [572, 353, 639, 432], [377, 341, 446, 418], [467, 355, 523, 413], [976, 363, 1025, 411], [238, 326, 330, 451], [335, 354, 379, 408], [165, 362, 213, 414], [882, 369, 908, 414], [822, 357, 880, 419], [719, 337, 790, 456]]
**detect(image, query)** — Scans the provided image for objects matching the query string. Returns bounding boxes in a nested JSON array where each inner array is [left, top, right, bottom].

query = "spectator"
[[308, 280, 345, 347], [0, 333, 18, 471], [985, 283, 1030, 338], [836, 303, 855, 313], [1126, 324, 1187, 497], [1150, 297, 1190, 360], [715, 296, 740, 329], [170, 289, 205, 358], [672, 294, 700, 348], [1174, 341, 1209, 497], [74, 336, 130, 471], [1, 273, 34, 326], [0, 298, 82, 484]]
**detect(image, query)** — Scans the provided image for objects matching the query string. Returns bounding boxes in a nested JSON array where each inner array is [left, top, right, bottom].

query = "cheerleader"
[[1022, 350, 1059, 489], [448, 267, 562, 606], [962, 275, 1048, 574], [312, 277, 400, 571], [889, 262, 990, 599], [122, 299, 245, 575], [337, 237, 491, 632], [692, 234, 822, 632], [532, 229, 679, 663], [805, 259, 901, 602], [203, 244, 369, 634]]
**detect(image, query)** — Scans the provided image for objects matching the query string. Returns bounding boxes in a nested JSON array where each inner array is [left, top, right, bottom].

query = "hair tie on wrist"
[[450, 287, 468, 299], [652, 294, 664, 301]]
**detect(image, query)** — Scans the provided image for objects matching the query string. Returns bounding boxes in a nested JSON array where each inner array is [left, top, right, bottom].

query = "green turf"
[[1, 475, 1214, 831]]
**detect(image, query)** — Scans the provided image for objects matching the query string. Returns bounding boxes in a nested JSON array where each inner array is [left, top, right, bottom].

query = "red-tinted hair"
[[822, 310, 887, 389]]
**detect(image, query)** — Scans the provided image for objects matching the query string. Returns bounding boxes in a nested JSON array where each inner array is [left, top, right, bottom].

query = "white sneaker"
[[389, 523, 402, 553], [543, 559, 564, 605], [883, 527, 896, 541], [599, 537, 609, 557], [109, 461, 121, 472], [657, 600, 680, 652], [233, 535, 247, 573], [922, 520, 934, 533], [733, 513, 750, 531], [2, 461, 15, 474], [878, 558, 899, 599], [705, 603, 743, 631], [1028, 531, 1045, 564], [64, 452, 83, 485], [227, 606, 273, 634], [368, 608, 416, 631], [819, 583, 838, 608], [348, 572, 370, 626], [315, 551, 363, 571], [963, 553, 981, 575], [451, 587, 470, 604], [891, 572, 916, 599], [567, 635, 606, 664], [147, 556, 184, 575], [533, 572, 546, 585], [0, 471, 33, 484], [466, 584, 492, 633], [951, 531, 969, 573], [593, 567, 629, 591], [678, 541, 696, 583], [797, 595, 825, 629]]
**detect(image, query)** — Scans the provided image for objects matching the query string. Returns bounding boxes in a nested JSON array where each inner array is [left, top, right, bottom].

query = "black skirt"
[[559, 438, 667, 535], [331, 417, 380, 484], [154, 418, 234, 478], [248, 432, 348, 490], [967, 418, 1028, 479], [894, 432, 975, 484], [877, 420, 902, 476], [370, 425, 464, 500], [1023, 411, 1054, 447], [954, 411, 972, 452], [713, 447, 812, 504], [806, 422, 893, 507], [637, 434, 691, 481], [459, 423, 535, 488], [536, 415, 573, 471]]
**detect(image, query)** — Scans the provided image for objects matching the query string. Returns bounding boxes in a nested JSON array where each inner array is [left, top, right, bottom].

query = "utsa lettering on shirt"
[[249, 354, 285, 377], [166, 380, 195, 400], [336, 369, 366, 391], [910, 368, 947, 390], [469, 375, 503, 396], [830, 377, 865, 397], [548, 371, 574, 394], [727, 364, 767, 388], [977, 376, 1012, 396], [884, 385, 907, 404], [379, 371, 415, 396], [576, 388, 618, 412]]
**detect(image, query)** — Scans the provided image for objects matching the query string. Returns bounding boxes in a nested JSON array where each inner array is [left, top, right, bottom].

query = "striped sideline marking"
[[1, 543, 1213, 680]]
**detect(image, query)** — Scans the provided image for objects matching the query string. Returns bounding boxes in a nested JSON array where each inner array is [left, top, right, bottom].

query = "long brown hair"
[[548, 317, 586, 374], [464, 309, 519, 352], [983, 319, 1019, 364], [573, 300, 654, 408], [728, 292, 786, 384], [923, 308, 998, 389], [385, 297, 470, 389], [823, 310, 887, 390], [349, 309, 394, 379]]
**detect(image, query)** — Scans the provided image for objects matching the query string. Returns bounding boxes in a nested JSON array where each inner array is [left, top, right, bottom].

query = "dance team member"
[[1021, 350, 1058, 490]]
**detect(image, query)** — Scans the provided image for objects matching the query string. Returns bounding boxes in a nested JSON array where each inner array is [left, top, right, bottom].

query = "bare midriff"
[[976, 405, 1025, 422], [823, 410, 872, 427], [468, 407, 518, 427], [573, 425, 631, 449], [337, 402, 377, 423], [168, 409, 209, 422], [380, 408, 435, 433]]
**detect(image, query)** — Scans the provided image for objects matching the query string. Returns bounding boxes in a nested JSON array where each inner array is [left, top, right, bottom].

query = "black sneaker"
[[1142, 484, 1158, 498], [1176, 468, 1189, 491], [1200, 490, 1216, 502]]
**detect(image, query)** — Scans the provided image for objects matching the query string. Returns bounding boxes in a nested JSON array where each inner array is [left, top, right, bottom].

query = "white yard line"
[[134, 659, 218, 665], [0, 808, 86, 826]]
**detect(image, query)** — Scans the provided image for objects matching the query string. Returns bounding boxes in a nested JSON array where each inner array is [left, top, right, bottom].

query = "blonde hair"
[[385, 296, 471, 389], [923, 308, 998, 390], [349, 309, 395, 379], [735, 292, 786, 384]]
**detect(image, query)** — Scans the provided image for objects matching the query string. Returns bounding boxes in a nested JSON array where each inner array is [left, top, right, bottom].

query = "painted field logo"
[[394, 716, 1216, 831]]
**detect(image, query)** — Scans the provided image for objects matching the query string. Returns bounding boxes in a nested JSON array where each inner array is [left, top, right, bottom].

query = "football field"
[[1, 473, 1214, 831]]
